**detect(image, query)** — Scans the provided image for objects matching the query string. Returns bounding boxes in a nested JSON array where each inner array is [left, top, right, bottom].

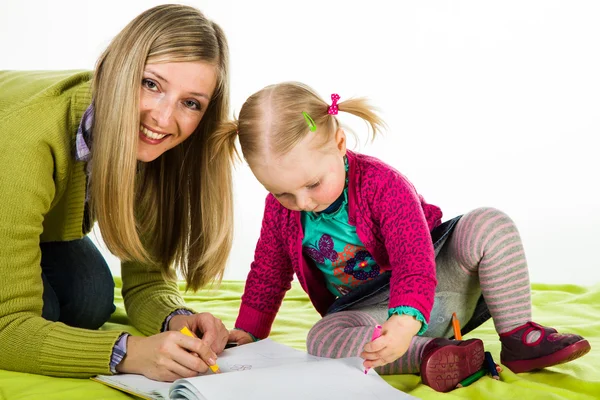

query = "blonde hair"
[[90, 4, 233, 291], [212, 82, 386, 165]]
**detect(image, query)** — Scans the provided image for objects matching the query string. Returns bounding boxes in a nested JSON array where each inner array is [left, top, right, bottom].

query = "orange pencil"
[[180, 327, 221, 374], [452, 312, 462, 340]]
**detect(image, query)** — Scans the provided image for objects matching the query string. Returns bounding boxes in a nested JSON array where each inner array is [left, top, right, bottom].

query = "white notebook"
[[92, 339, 417, 400]]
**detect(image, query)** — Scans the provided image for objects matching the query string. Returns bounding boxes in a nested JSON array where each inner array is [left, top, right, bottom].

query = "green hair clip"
[[302, 112, 317, 132]]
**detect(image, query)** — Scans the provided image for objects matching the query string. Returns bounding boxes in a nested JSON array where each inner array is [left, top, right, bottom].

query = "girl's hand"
[[168, 312, 229, 354], [228, 329, 255, 346], [360, 314, 422, 370], [116, 332, 218, 382]]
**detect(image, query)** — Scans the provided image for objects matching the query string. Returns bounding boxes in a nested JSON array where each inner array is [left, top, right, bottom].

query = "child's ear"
[[335, 127, 347, 156]]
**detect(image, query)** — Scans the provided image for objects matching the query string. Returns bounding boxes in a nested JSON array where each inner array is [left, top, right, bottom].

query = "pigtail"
[[210, 120, 240, 163], [336, 98, 387, 141]]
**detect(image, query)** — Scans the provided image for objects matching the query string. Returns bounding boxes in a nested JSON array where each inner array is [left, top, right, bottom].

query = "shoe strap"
[[521, 321, 545, 346]]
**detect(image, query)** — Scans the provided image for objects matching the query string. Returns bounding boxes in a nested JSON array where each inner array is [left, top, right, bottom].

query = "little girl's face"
[[250, 129, 347, 212]]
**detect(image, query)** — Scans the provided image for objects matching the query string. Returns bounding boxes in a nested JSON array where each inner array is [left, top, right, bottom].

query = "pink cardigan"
[[235, 151, 443, 338]]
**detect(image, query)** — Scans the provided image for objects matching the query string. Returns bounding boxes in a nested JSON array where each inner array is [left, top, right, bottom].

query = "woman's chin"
[[136, 148, 162, 162]]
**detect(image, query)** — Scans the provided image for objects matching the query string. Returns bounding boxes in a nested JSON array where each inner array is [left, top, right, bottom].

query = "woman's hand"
[[116, 332, 218, 382], [360, 314, 422, 370], [228, 329, 255, 346], [168, 312, 229, 354]]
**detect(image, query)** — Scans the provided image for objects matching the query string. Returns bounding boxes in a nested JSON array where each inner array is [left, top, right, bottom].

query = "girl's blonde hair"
[[91, 4, 233, 291], [212, 82, 386, 165]]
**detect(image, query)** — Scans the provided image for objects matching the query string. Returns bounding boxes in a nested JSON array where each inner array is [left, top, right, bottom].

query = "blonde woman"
[[0, 5, 234, 381]]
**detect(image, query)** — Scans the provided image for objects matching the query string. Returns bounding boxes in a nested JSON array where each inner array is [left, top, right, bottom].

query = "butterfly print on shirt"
[[303, 234, 338, 264]]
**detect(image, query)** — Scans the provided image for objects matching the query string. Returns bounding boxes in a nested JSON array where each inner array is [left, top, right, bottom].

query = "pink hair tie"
[[327, 93, 340, 115]]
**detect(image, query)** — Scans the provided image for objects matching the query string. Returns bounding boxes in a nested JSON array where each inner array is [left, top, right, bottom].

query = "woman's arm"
[[121, 259, 196, 335], [0, 90, 124, 378], [120, 260, 233, 380]]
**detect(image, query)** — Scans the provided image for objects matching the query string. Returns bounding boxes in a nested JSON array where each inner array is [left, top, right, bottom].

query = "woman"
[[0, 4, 234, 381]]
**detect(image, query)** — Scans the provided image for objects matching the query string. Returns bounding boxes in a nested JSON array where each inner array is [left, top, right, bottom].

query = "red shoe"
[[500, 321, 591, 373], [420, 338, 485, 392]]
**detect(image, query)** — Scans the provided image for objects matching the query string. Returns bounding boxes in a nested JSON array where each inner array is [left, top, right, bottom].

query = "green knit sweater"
[[0, 70, 194, 377]]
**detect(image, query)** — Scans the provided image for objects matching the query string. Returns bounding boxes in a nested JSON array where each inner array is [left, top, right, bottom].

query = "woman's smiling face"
[[137, 61, 217, 162]]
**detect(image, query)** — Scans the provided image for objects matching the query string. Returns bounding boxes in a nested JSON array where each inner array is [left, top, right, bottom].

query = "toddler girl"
[[217, 83, 590, 392]]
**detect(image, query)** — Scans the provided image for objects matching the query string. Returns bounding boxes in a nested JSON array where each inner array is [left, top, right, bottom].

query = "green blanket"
[[1, 281, 598, 400]]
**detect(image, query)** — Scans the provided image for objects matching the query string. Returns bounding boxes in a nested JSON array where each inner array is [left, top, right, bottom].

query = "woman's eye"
[[184, 100, 201, 110], [142, 78, 158, 90]]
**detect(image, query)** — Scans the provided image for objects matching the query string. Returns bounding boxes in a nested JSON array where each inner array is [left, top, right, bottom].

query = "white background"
[[1, 1, 599, 285]]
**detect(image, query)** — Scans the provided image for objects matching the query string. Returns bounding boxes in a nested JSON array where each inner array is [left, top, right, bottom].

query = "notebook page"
[[208, 338, 322, 373], [169, 357, 417, 400], [95, 340, 324, 399]]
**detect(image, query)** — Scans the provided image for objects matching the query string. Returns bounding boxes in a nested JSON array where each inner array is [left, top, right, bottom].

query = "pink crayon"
[[364, 325, 383, 374]]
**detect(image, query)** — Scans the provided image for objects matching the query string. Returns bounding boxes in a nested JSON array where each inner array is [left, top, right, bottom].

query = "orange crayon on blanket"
[[180, 327, 221, 374], [452, 312, 462, 340]]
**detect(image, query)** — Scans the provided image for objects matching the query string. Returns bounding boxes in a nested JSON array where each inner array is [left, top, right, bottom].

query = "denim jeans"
[[326, 216, 492, 338], [41, 236, 116, 329]]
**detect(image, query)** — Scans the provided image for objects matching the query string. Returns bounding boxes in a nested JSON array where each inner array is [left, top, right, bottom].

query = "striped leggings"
[[306, 207, 531, 374]]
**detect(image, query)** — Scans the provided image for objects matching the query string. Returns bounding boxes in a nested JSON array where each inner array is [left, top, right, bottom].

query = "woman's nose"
[[150, 99, 174, 127]]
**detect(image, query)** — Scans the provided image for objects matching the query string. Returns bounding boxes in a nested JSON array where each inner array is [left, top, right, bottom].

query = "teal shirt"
[[301, 188, 381, 297]]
